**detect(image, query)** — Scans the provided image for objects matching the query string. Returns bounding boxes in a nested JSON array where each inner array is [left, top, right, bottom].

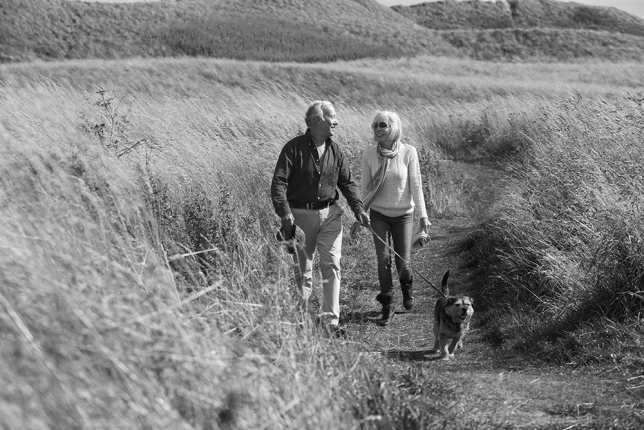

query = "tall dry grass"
[[1, 78, 494, 428], [4, 56, 644, 108], [470, 91, 644, 365], [0, 83, 329, 428]]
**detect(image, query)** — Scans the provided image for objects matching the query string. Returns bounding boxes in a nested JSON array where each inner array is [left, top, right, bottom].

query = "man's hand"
[[281, 214, 295, 240]]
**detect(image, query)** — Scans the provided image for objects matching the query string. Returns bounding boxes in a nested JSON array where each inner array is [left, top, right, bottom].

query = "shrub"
[[79, 88, 154, 158]]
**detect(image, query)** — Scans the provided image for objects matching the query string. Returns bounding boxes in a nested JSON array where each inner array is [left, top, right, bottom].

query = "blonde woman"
[[356, 111, 430, 326]]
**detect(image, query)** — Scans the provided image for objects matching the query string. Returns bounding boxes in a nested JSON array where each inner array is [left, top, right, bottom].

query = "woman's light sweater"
[[361, 142, 428, 219]]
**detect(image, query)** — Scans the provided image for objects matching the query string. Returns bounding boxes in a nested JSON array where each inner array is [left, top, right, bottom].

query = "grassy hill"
[[0, 0, 455, 63], [3, 0, 644, 63], [393, 0, 644, 36], [394, 0, 644, 61]]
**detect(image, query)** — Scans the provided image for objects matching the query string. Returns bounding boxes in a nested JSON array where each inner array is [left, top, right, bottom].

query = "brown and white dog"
[[430, 270, 474, 360]]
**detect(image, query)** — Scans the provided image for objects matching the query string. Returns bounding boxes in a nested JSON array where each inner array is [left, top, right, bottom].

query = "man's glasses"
[[372, 122, 389, 130]]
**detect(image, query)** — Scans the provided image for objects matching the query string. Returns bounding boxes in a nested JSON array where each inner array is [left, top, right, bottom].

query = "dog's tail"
[[441, 270, 450, 296]]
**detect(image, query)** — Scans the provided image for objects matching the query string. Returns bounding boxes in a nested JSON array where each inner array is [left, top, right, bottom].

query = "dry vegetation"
[[2, 53, 644, 428], [0, 77, 392, 429], [468, 91, 644, 366]]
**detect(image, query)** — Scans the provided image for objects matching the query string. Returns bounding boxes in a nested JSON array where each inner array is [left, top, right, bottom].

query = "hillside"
[[390, 0, 644, 61], [440, 27, 644, 62], [3, 0, 644, 63], [392, 0, 644, 36], [0, 0, 454, 63]]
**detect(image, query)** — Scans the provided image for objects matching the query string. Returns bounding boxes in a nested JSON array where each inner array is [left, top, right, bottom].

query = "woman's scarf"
[[363, 140, 399, 211], [350, 140, 399, 240]]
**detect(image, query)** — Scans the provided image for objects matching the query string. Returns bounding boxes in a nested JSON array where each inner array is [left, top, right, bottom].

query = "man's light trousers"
[[291, 204, 343, 326]]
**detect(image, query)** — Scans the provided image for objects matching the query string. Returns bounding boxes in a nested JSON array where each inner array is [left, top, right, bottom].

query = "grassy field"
[[1, 55, 644, 428]]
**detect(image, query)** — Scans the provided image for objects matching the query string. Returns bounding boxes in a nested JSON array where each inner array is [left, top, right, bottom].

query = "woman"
[[354, 111, 431, 326]]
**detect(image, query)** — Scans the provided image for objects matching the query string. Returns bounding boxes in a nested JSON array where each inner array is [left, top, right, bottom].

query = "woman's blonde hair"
[[372, 111, 402, 142]]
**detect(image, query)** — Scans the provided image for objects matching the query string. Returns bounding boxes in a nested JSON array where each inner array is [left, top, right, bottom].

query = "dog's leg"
[[447, 336, 462, 357], [430, 340, 439, 353], [430, 323, 440, 353], [456, 334, 466, 350], [430, 312, 440, 353], [440, 335, 451, 360]]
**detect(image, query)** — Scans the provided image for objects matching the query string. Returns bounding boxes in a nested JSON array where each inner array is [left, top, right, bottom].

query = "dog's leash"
[[364, 224, 446, 298]]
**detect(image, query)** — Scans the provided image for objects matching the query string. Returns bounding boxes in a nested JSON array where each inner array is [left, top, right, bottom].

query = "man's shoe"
[[376, 306, 394, 326], [401, 285, 414, 310]]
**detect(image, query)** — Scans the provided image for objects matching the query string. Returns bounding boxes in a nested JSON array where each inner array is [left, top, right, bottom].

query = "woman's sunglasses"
[[372, 122, 389, 130]]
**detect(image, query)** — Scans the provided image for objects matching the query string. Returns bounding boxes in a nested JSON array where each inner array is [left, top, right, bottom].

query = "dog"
[[430, 270, 474, 360]]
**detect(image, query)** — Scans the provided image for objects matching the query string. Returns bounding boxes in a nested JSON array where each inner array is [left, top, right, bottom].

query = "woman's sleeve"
[[408, 146, 428, 219]]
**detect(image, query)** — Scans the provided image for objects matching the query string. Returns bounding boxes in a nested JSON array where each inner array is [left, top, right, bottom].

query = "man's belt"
[[289, 200, 335, 210]]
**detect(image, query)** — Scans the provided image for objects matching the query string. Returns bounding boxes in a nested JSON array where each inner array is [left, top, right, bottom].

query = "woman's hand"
[[420, 217, 431, 233]]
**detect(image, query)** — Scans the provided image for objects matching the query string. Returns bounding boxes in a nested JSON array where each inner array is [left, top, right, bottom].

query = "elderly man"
[[271, 100, 369, 338]]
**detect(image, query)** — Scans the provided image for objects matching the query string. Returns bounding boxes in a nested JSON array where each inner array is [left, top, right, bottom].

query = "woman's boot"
[[375, 293, 394, 326], [401, 280, 414, 310]]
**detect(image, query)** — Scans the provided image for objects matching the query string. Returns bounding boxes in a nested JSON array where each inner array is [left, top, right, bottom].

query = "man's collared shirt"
[[271, 129, 364, 218]]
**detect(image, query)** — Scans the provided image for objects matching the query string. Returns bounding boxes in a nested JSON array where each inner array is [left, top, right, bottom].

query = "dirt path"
[[340, 162, 643, 428]]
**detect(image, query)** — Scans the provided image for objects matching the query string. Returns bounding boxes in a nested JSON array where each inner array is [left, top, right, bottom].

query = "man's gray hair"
[[372, 111, 403, 142], [305, 100, 333, 127]]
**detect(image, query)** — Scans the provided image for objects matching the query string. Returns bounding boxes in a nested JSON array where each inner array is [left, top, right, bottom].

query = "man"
[[271, 100, 370, 337]]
